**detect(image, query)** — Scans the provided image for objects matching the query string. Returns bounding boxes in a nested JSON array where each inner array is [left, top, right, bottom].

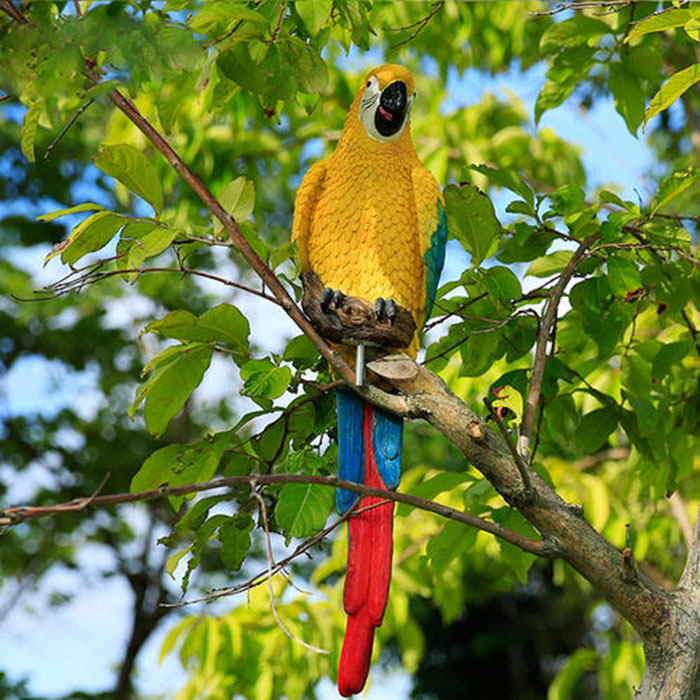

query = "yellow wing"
[[292, 159, 328, 271], [412, 165, 447, 330]]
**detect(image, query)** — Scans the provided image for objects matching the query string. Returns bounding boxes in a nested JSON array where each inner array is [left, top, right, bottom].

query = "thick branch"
[[365, 355, 672, 652], [0, 473, 550, 557]]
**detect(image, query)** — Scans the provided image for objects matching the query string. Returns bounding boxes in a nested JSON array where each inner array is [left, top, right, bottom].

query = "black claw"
[[320, 287, 334, 313], [375, 297, 386, 319], [332, 289, 346, 307], [386, 298, 397, 324]]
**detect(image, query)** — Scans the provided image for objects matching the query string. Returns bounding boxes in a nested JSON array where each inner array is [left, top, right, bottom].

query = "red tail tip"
[[338, 613, 376, 697]]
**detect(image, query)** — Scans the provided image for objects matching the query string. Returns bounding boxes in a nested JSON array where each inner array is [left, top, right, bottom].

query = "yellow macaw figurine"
[[293, 64, 447, 697]]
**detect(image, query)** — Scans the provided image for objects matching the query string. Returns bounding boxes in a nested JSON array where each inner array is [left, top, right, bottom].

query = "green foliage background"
[[1, 1, 698, 699]]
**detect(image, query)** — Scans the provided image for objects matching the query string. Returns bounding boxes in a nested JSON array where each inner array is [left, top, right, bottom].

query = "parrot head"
[[356, 64, 415, 143]]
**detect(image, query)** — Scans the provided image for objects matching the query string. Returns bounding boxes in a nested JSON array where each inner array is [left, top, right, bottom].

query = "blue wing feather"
[[336, 388, 364, 514], [423, 200, 448, 325], [372, 407, 402, 490]]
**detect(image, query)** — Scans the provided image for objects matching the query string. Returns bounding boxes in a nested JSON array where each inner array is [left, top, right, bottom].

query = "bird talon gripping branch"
[[292, 64, 447, 696]]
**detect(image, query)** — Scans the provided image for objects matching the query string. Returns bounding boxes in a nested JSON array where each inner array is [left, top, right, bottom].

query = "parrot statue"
[[292, 64, 447, 697]]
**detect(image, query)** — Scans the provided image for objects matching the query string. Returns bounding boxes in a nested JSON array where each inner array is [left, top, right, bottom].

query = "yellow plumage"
[[293, 64, 443, 357]]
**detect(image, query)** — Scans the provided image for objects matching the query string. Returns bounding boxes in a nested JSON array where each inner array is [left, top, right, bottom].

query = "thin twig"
[[251, 486, 329, 654], [621, 523, 637, 583], [0, 473, 552, 556], [0, 1, 29, 24], [388, 0, 445, 49], [25, 265, 279, 304], [101, 85, 357, 387], [484, 396, 533, 499], [163, 507, 355, 608], [270, 0, 286, 42], [681, 308, 700, 357], [520, 233, 600, 458], [72, 0, 82, 17], [44, 98, 94, 160], [424, 292, 489, 332], [530, 1, 634, 18]]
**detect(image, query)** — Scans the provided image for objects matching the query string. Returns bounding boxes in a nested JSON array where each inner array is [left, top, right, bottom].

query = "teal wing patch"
[[422, 200, 448, 325]]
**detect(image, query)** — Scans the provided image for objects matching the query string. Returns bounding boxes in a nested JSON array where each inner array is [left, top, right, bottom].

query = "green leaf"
[[217, 43, 260, 93], [652, 340, 692, 379], [644, 63, 700, 127], [549, 183, 585, 216], [252, 416, 288, 462], [626, 8, 690, 41], [93, 144, 164, 215], [188, 0, 267, 33], [131, 437, 225, 496], [21, 102, 42, 163], [575, 406, 619, 454], [275, 483, 334, 539], [492, 508, 537, 584], [145, 304, 250, 357], [37, 202, 106, 222], [651, 168, 699, 214], [44, 211, 126, 266], [427, 521, 477, 576], [214, 177, 255, 234], [482, 266, 522, 304], [219, 514, 254, 571], [159, 617, 199, 664], [548, 648, 598, 700], [444, 184, 501, 267], [609, 63, 645, 135], [468, 164, 534, 206], [526, 250, 573, 278], [288, 37, 328, 94], [535, 78, 577, 124], [628, 395, 658, 437], [124, 224, 177, 269], [240, 359, 292, 403], [540, 16, 610, 54], [607, 255, 642, 297], [399, 472, 474, 517], [283, 334, 319, 366], [131, 343, 213, 438], [295, 0, 332, 36]]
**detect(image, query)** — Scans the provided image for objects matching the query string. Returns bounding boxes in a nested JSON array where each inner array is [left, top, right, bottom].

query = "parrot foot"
[[321, 287, 347, 313], [374, 297, 398, 325]]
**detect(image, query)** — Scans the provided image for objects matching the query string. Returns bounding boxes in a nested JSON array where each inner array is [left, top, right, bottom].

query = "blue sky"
[[1, 41, 662, 700]]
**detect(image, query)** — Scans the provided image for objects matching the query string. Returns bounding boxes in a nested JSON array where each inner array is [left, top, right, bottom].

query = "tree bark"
[[637, 512, 700, 699]]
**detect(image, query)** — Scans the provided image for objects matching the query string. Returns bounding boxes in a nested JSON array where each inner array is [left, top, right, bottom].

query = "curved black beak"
[[375, 80, 408, 137]]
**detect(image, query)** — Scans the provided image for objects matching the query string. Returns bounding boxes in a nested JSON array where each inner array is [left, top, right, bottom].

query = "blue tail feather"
[[336, 389, 403, 513], [372, 408, 402, 489], [336, 388, 364, 514]]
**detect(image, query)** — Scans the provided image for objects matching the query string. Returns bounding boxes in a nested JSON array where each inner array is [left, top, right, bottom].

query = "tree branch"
[[679, 510, 700, 591], [0, 473, 552, 557], [520, 233, 600, 456], [102, 86, 357, 386], [364, 354, 672, 652]]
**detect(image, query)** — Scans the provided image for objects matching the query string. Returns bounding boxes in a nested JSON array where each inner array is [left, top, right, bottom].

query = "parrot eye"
[[367, 81, 371, 87]]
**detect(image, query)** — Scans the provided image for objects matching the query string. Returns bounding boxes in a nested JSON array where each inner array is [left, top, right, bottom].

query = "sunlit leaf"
[[644, 63, 700, 127], [130, 343, 214, 438], [275, 482, 334, 539], [626, 8, 690, 41], [93, 144, 164, 215], [20, 102, 41, 163], [444, 183, 501, 267]]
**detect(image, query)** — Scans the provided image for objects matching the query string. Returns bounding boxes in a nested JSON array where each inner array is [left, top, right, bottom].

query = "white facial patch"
[[358, 75, 414, 143]]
